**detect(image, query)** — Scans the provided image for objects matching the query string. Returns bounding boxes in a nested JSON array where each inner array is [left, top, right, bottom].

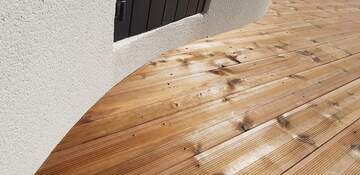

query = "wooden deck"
[[37, 0, 360, 174]]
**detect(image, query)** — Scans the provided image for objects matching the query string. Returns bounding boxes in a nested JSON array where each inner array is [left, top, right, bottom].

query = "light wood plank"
[[161, 79, 360, 175], [36, 0, 360, 174], [38, 54, 360, 174], [284, 119, 360, 175], [57, 38, 358, 152]]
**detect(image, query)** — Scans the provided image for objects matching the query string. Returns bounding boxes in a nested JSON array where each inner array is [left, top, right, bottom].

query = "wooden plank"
[[148, 0, 167, 30], [57, 43, 351, 151], [284, 119, 360, 175], [110, 55, 360, 175], [130, 0, 151, 35], [162, 79, 360, 174], [122, 19, 360, 91], [119, 32, 358, 92], [36, 0, 360, 174], [58, 29, 360, 149], [119, 18, 360, 90], [37, 54, 360, 174]]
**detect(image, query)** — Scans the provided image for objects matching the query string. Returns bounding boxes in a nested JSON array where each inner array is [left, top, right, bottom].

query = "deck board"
[[284, 119, 360, 175], [37, 0, 360, 174], [161, 78, 360, 174]]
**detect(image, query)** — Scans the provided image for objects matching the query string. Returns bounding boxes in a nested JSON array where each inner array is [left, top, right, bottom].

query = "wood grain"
[[161, 79, 360, 174], [284, 120, 360, 175], [36, 0, 360, 174]]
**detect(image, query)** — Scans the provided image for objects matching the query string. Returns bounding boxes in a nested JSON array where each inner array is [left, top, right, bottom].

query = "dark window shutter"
[[148, 0, 167, 30], [197, 0, 206, 13], [130, 0, 151, 35], [186, 0, 199, 16], [114, 0, 208, 42], [175, 0, 190, 20], [114, 0, 133, 41], [162, 0, 178, 25]]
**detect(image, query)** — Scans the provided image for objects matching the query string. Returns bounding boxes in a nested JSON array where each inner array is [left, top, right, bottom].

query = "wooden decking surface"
[[37, 0, 360, 174]]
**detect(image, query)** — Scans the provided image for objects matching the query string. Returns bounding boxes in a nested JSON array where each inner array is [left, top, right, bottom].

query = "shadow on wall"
[[113, 0, 272, 81]]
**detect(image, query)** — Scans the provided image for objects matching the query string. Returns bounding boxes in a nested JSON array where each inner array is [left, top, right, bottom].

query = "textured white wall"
[[0, 0, 270, 174], [0, 0, 116, 174], [113, 0, 272, 79]]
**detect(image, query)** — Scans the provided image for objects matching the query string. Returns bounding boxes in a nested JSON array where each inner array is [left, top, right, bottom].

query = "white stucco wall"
[[0, 0, 270, 174], [0, 0, 117, 174], [113, 0, 272, 79]]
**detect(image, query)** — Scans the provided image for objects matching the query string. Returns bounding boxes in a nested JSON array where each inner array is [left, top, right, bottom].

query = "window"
[[114, 0, 207, 42]]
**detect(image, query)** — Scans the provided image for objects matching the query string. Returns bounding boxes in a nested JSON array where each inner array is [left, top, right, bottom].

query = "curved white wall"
[[0, 0, 117, 174], [113, 0, 272, 79], [0, 0, 270, 174]]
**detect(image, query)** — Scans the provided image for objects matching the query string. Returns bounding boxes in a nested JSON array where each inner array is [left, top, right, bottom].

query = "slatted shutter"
[[114, 0, 208, 42]]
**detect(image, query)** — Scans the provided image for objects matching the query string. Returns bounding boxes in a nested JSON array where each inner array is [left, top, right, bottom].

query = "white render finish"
[[0, 0, 117, 174], [0, 0, 271, 174], [113, 0, 272, 80]]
